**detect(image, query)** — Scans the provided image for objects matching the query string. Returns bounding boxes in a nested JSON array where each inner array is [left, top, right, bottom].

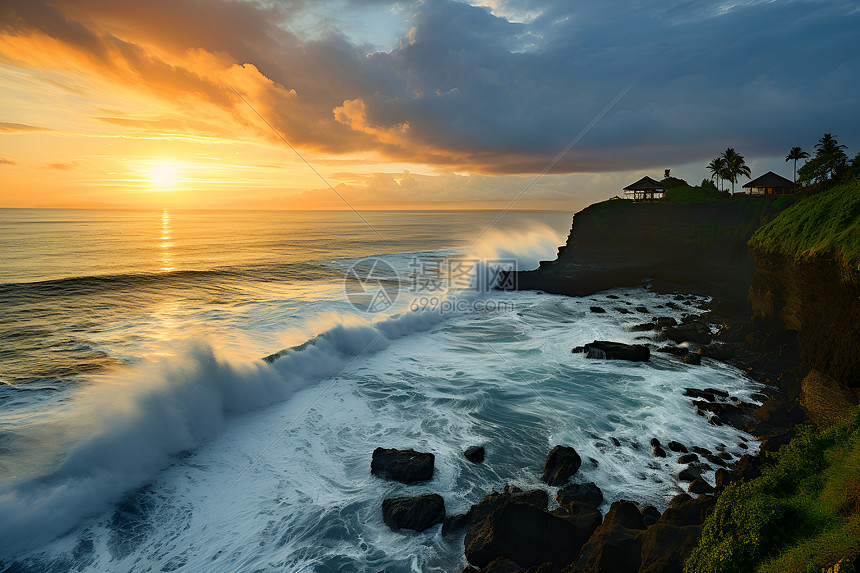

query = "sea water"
[[0, 209, 761, 572]]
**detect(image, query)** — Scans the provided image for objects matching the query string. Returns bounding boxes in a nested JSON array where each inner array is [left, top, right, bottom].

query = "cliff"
[[748, 178, 860, 392], [513, 193, 793, 302]]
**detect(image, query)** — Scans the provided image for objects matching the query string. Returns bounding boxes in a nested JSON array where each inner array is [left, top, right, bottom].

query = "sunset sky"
[[1, 0, 858, 210]]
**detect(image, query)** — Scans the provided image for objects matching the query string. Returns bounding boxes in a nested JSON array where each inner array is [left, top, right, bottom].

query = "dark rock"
[[552, 502, 603, 540], [588, 457, 600, 469], [521, 563, 564, 573], [655, 316, 678, 328], [616, 308, 632, 314], [465, 446, 485, 463], [678, 467, 702, 483], [718, 452, 733, 461], [590, 306, 607, 314], [382, 494, 445, 532], [760, 430, 795, 452], [691, 446, 712, 457], [371, 447, 434, 484], [576, 501, 646, 573], [631, 322, 656, 332], [688, 479, 715, 495], [658, 345, 688, 356], [755, 399, 806, 429], [684, 388, 716, 402], [610, 437, 621, 447], [541, 446, 582, 486], [667, 441, 688, 453], [477, 557, 520, 573], [556, 482, 603, 508], [702, 453, 728, 468], [572, 346, 585, 354], [662, 494, 716, 527], [677, 454, 699, 464], [703, 387, 729, 398], [700, 343, 737, 361], [684, 353, 702, 365], [464, 497, 586, 568], [636, 306, 649, 313], [583, 341, 650, 362], [652, 445, 667, 458], [641, 505, 661, 527], [442, 513, 469, 536], [663, 322, 712, 345], [650, 438, 661, 448], [734, 454, 762, 482], [606, 295, 620, 299], [638, 522, 703, 573], [714, 469, 734, 489]]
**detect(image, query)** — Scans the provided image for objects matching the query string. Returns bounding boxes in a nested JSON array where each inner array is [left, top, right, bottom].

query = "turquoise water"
[[0, 209, 759, 572]]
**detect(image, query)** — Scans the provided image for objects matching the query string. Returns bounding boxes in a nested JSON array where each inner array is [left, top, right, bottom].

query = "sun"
[[150, 162, 180, 189]]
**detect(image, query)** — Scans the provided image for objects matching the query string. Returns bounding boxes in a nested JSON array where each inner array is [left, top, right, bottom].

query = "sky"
[[1, 0, 859, 211]]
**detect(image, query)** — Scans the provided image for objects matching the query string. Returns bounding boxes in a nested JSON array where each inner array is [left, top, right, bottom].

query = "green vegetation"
[[785, 146, 810, 183], [798, 133, 849, 186], [685, 407, 860, 573], [749, 177, 860, 271], [663, 185, 727, 204]]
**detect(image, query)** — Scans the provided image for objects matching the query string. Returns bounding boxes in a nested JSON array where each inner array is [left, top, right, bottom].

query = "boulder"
[[638, 522, 703, 573], [688, 479, 715, 495], [678, 467, 702, 483], [631, 322, 656, 332], [572, 346, 585, 353], [755, 399, 806, 429], [464, 497, 585, 568], [667, 441, 688, 453], [541, 446, 582, 487], [661, 494, 716, 527], [590, 306, 607, 313], [552, 502, 603, 539], [443, 513, 469, 536], [382, 494, 445, 531], [684, 388, 716, 402], [655, 316, 678, 328], [576, 501, 646, 573], [641, 505, 661, 527], [556, 482, 603, 508], [652, 445, 667, 458], [583, 341, 650, 362], [663, 322, 712, 345], [465, 446, 486, 463], [677, 454, 699, 464], [635, 306, 649, 313], [478, 557, 521, 573], [684, 353, 702, 365], [371, 447, 434, 484], [658, 345, 688, 356]]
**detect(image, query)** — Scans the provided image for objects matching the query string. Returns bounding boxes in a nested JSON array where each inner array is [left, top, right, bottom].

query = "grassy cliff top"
[[749, 177, 860, 271]]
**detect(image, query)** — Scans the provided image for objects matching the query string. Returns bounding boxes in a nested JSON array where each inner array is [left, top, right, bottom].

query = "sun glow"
[[150, 162, 181, 189]]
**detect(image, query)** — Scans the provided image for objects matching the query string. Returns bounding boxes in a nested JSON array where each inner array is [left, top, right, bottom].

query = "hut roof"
[[623, 176, 663, 191], [742, 171, 795, 189]]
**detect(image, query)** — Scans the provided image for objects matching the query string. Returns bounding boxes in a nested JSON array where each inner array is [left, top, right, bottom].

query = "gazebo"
[[623, 176, 665, 201], [742, 171, 795, 196]]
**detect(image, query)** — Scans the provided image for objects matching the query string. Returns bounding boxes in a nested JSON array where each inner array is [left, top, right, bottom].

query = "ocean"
[[0, 208, 761, 572]]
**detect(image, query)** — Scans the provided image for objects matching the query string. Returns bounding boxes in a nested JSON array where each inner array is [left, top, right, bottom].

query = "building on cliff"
[[742, 171, 795, 196], [623, 176, 665, 201]]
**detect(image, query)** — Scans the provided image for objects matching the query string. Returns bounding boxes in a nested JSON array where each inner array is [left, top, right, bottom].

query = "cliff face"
[[513, 196, 789, 301], [748, 180, 860, 391]]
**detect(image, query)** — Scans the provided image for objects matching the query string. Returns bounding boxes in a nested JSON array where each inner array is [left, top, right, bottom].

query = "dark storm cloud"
[[3, 0, 858, 172]]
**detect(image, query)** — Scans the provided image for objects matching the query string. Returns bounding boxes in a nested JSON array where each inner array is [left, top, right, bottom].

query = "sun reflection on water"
[[159, 210, 175, 272]]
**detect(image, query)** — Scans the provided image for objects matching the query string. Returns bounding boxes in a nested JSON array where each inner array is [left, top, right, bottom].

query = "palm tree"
[[720, 148, 751, 194], [785, 146, 809, 183], [706, 157, 726, 191], [814, 133, 848, 179]]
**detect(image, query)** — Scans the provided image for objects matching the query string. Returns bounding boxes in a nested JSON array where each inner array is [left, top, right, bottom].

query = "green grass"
[[685, 407, 860, 573], [582, 197, 634, 229], [664, 185, 728, 204], [749, 177, 860, 272]]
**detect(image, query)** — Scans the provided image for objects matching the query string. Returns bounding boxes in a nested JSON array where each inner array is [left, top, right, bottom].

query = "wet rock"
[[667, 441, 688, 453], [663, 322, 712, 345], [590, 306, 607, 313], [636, 306, 649, 313], [688, 479, 715, 495], [684, 388, 716, 402], [755, 399, 806, 429], [703, 388, 729, 398], [700, 343, 737, 361], [638, 520, 703, 573], [584, 341, 650, 362], [678, 467, 702, 483], [641, 505, 661, 527], [655, 316, 678, 328], [610, 437, 621, 447], [652, 445, 667, 458], [658, 345, 688, 356], [371, 447, 434, 484], [556, 482, 603, 508], [678, 454, 699, 464], [684, 353, 702, 365], [442, 513, 469, 536], [650, 438, 661, 448], [572, 346, 585, 354], [733, 454, 762, 482], [576, 501, 646, 573], [616, 308, 633, 314], [464, 495, 586, 568], [606, 295, 620, 299], [760, 430, 795, 453], [465, 446, 485, 463], [382, 494, 445, 532], [541, 446, 582, 486], [552, 502, 603, 540], [631, 322, 657, 332], [691, 446, 712, 457]]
